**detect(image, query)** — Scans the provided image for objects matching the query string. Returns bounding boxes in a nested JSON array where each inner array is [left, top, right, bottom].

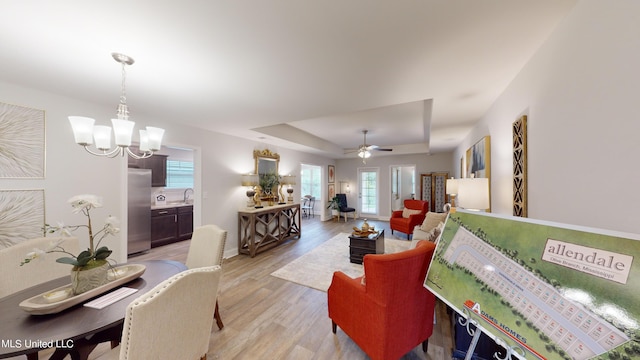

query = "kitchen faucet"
[[184, 188, 194, 203]]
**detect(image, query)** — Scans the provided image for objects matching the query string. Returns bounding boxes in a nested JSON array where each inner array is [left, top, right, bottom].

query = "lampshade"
[[93, 125, 112, 150], [241, 174, 259, 186], [69, 116, 95, 145], [446, 178, 459, 195], [111, 119, 135, 147], [146, 126, 165, 151], [457, 178, 489, 211], [139, 130, 150, 152], [280, 174, 296, 185]]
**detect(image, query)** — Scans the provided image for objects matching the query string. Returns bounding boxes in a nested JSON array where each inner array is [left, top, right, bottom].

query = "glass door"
[[358, 168, 379, 216]]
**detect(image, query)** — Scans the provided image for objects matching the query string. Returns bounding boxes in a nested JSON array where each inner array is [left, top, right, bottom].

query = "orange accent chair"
[[389, 199, 429, 239], [327, 240, 437, 360]]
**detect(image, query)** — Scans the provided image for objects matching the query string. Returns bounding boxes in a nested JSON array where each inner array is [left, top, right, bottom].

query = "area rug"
[[270, 232, 411, 292]]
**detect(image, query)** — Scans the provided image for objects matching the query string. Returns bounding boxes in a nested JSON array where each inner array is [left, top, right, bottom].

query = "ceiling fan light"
[[358, 150, 371, 158]]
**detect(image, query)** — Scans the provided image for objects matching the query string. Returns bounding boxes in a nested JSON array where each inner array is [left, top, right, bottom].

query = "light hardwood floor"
[[87, 216, 455, 360]]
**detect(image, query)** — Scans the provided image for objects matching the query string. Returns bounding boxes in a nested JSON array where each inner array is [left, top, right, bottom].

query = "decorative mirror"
[[254, 149, 280, 198]]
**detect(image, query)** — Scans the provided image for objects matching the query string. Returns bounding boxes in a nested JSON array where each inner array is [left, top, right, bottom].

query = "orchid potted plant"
[[21, 194, 119, 294]]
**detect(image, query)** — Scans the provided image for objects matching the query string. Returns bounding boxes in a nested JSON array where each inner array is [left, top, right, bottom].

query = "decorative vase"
[[362, 219, 370, 232], [71, 262, 110, 295]]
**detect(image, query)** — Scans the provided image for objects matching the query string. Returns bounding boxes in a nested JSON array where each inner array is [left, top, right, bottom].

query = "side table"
[[348, 229, 385, 264]]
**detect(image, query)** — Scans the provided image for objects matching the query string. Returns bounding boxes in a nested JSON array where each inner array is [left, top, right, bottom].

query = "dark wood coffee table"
[[349, 229, 385, 264]]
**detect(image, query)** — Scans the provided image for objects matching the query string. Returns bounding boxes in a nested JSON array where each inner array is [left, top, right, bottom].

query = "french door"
[[358, 168, 379, 216]]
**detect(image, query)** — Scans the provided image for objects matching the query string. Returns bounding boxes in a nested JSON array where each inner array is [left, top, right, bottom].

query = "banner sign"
[[425, 210, 640, 360]]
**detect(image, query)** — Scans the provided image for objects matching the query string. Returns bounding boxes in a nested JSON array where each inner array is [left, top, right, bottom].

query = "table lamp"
[[241, 174, 260, 207], [457, 177, 489, 211], [279, 174, 296, 204], [446, 178, 459, 208]]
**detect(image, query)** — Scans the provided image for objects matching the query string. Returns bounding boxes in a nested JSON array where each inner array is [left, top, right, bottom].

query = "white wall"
[[1, 82, 127, 260], [336, 152, 452, 220], [453, 0, 640, 234], [0, 82, 335, 261]]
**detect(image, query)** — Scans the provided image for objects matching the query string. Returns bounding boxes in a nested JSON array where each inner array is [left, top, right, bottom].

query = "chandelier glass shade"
[[68, 53, 165, 159]]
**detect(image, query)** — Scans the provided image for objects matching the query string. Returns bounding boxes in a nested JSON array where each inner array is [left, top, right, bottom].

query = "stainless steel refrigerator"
[[127, 168, 152, 255]]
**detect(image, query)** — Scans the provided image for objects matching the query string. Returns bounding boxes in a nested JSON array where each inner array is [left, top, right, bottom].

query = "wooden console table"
[[238, 203, 301, 257]]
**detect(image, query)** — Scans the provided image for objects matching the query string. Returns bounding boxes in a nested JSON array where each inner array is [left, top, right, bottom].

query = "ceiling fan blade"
[[374, 148, 393, 152]]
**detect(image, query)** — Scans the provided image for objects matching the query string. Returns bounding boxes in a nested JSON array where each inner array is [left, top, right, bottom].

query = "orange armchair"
[[327, 240, 437, 360], [390, 199, 429, 239]]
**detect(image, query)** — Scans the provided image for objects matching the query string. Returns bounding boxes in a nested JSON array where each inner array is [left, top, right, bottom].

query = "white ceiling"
[[0, 1, 576, 159]]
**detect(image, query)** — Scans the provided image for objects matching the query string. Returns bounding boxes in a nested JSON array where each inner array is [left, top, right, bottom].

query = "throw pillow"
[[402, 208, 422, 218], [426, 221, 444, 242], [420, 212, 447, 232]]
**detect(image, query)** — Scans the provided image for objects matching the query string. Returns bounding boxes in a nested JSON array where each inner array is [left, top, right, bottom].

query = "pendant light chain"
[[117, 59, 129, 120]]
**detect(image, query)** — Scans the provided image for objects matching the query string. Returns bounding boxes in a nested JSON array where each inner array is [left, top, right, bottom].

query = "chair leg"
[[331, 321, 337, 334], [214, 300, 224, 329], [422, 339, 429, 352]]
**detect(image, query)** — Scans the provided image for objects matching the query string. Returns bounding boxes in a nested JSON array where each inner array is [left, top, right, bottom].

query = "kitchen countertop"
[[151, 202, 194, 210]]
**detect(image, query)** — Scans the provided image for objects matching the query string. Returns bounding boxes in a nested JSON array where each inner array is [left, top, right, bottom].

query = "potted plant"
[[259, 171, 280, 205], [21, 194, 119, 295], [327, 196, 341, 217]]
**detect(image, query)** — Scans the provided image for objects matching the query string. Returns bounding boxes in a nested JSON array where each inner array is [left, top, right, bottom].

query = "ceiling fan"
[[345, 130, 393, 164]]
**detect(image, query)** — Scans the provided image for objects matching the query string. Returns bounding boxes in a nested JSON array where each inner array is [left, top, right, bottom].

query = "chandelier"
[[68, 53, 165, 159]]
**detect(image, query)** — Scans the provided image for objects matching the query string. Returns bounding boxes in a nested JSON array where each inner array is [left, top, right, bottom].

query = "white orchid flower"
[[104, 216, 120, 235], [68, 194, 103, 213]]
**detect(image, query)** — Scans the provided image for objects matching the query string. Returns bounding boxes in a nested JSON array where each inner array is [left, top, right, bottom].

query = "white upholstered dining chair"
[[102, 265, 222, 360], [185, 224, 227, 329], [0, 237, 79, 299]]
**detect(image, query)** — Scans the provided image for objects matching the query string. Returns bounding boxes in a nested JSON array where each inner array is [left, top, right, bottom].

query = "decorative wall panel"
[[513, 115, 528, 217], [420, 172, 449, 213], [0, 189, 45, 248], [0, 102, 45, 178]]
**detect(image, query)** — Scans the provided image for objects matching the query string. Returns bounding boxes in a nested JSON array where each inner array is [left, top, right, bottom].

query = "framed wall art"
[[0, 189, 45, 248], [465, 136, 490, 180], [328, 183, 335, 199], [0, 102, 45, 178], [328, 165, 335, 183]]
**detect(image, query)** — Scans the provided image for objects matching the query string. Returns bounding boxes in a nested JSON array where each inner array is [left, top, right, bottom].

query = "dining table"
[[0, 259, 187, 360]]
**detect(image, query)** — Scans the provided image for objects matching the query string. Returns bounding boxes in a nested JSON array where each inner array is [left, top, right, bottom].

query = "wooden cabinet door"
[[177, 206, 194, 240], [151, 208, 177, 247]]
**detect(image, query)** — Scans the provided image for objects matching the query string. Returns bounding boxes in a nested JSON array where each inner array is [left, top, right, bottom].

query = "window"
[[359, 169, 378, 215], [166, 160, 194, 189], [300, 164, 321, 199]]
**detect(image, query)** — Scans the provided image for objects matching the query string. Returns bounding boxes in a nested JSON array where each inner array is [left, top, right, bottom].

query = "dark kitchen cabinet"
[[177, 205, 194, 240], [151, 205, 193, 247], [129, 153, 168, 187], [151, 207, 177, 248]]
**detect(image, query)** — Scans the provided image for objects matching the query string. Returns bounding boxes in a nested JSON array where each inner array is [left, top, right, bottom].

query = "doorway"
[[390, 165, 415, 212], [300, 164, 322, 218]]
